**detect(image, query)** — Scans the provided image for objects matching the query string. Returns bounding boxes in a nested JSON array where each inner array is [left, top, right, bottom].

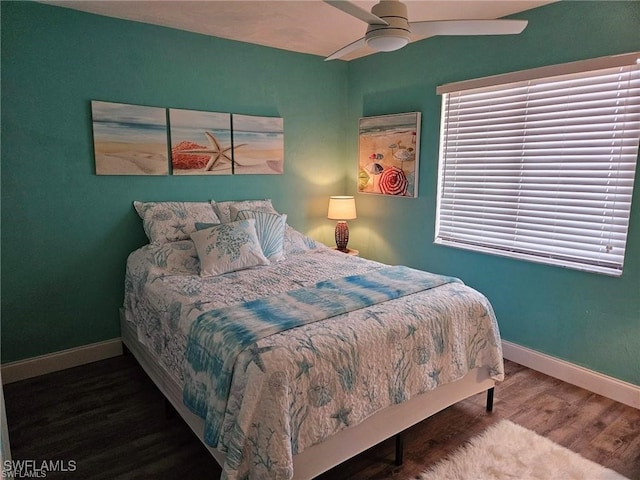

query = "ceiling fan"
[[324, 0, 528, 61]]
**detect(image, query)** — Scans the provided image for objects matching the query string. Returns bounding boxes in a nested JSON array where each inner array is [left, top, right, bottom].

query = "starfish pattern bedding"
[[123, 229, 504, 480]]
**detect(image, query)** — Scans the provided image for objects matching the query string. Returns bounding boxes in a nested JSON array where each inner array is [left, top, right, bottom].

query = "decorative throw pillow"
[[143, 240, 200, 274], [211, 199, 277, 224], [190, 219, 270, 277], [283, 224, 321, 255], [134, 201, 221, 244], [194, 222, 218, 231], [231, 209, 287, 262]]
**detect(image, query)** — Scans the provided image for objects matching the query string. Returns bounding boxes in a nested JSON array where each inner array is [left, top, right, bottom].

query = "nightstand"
[[331, 247, 359, 256]]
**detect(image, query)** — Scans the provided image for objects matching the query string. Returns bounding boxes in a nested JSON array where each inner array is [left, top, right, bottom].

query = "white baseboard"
[[1, 339, 123, 384], [2, 338, 637, 410], [502, 340, 640, 410]]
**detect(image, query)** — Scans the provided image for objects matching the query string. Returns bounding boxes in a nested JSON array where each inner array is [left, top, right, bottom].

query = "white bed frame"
[[120, 313, 495, 479]]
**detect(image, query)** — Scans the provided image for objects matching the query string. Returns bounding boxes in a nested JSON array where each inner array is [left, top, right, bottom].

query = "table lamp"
[[327, 196, 357, 252]]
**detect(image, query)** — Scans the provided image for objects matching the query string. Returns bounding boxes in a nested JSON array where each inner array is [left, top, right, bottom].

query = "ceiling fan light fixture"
[[366, 33, 409, 52], [364, 1, 411, 53], [324, 0, 529, 61]]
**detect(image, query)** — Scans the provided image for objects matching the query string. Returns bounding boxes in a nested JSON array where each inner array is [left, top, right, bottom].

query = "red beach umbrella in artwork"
[[379, 166, 408, 195]]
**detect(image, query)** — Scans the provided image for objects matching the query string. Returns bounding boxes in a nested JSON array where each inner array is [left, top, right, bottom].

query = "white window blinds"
[[435, 53, 640, 276]]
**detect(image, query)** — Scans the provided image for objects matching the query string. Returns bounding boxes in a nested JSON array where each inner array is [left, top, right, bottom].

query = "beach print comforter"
[[124, 232, 504, 480]]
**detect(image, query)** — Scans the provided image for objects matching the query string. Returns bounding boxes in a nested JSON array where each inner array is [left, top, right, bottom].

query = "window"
[[435, 53, 640, 276]]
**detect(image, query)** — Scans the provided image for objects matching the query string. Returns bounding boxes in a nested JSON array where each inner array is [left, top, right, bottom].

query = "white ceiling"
[[44, 0, 554, 61]]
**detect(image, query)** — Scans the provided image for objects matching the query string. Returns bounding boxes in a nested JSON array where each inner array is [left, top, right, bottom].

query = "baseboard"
[[502, 340, 640, 410], [1, 339, 123, 384], [2, 338, 637, 410]]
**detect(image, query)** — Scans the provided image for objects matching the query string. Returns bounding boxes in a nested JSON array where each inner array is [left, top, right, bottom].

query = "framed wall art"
[[91, 101, 285, 176], [232, 114, 284, 175], [169, 110, 284, 175], [169, 108, 234, 175], [91, 100, 169, 175], [357, 112, 421, 197]]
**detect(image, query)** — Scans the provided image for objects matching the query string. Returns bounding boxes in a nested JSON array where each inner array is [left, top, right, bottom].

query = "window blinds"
[[435, 54, 640, 276]]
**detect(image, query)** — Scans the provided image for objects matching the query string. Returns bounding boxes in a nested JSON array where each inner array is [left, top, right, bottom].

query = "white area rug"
[[416, 420, 629, 480]]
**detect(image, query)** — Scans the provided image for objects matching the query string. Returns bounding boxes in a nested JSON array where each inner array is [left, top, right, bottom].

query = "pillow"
[[231, 209, 287, 262], [190, 219, 270, 277], [143, 240, 199, 274], [211, 199, 277, 224], [134, 201, 221, 244], [195, 222, 218, 231], [283, 224, 322, 255]]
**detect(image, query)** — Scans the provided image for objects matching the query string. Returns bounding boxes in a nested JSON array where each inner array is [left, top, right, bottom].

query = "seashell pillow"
[[231, 209, 288, 262]]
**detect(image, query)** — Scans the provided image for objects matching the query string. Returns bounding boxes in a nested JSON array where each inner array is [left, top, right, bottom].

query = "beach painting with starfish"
[[358, 112, 421, 197], [169, 108, 234, 175], [232, 114, 284, 175], [91, 101, 169, 175]]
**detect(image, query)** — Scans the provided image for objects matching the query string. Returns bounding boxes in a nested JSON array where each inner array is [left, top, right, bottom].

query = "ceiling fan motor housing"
[[366, 0, 411, 51]]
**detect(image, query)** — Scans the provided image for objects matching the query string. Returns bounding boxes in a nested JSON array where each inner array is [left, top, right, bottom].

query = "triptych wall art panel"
[[232, 114, 284, 175], [358, 112, 421, 197], [169, 109, 233, 175], [91, 100, 284, 176], [91, 101, 169, 175]]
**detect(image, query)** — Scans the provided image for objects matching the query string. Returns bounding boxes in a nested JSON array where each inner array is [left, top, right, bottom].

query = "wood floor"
[[4, 355, 639, 479]]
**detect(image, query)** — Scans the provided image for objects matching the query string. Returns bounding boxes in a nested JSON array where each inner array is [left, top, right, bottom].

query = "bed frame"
[[120, 312, 496, 479]]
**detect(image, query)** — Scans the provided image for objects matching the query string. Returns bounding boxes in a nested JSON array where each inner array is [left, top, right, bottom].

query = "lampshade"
[[327, 196, 357, 220]]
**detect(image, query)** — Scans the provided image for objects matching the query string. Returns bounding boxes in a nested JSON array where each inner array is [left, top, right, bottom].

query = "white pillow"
[[134, 201, 221, 244], [231, 209, 287, 262], [190, 219, 270, 277], [143, 240, 199, 274], [211, 199, 277, 223], [283, 224, 321, 255]]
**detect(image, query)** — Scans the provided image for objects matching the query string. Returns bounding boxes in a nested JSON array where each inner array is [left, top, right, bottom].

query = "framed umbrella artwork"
[[357, 112, 421, 197]]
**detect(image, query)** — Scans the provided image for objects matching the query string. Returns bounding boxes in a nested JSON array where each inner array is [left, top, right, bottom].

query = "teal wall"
[[0, 2, 347, 363], [347, 1, 640, 385], [1, 1, 638, 385]]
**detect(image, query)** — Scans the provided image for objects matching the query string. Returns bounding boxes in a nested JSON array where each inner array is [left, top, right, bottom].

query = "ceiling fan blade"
[[324, 1, 389, 26], [410, 19, 528, 38], [325, 36, 367, 61]]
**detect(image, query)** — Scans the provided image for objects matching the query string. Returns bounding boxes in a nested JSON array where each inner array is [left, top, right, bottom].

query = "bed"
[[121, 200, 504, 480]]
